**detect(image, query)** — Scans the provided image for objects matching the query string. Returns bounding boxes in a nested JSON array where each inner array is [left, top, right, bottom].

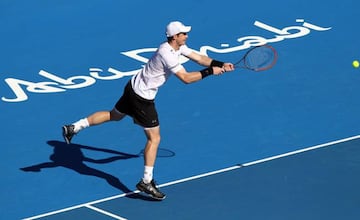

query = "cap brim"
[[181, 26, 191, 33]]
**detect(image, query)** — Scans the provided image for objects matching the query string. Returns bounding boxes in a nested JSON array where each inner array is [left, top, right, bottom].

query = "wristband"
[[200, 67, 213, 79], [210, 59, 224, 67]]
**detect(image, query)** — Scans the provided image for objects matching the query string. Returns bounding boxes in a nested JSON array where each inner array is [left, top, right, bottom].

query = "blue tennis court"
[[1, 0, 360, 219]]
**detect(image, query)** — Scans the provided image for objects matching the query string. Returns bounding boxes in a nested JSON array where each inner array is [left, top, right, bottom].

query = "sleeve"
[[180, 44, 193, 56], [165, 45, 191, 73], [167, 61, 184, 74], [161, 51, 184, 74]]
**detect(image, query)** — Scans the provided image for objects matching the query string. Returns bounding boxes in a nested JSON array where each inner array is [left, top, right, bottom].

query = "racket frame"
[[234, 44, 278, 71]]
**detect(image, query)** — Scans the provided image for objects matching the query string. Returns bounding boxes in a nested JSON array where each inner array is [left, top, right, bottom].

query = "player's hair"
[[167, 32, 183, 42], [167, 36, 174, 42]]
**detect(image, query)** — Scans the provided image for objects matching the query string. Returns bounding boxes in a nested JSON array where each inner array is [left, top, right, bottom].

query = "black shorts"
[[115, 81, 159, 128]]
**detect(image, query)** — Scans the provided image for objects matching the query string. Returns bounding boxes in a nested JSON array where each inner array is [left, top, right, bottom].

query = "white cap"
[[166, 21, 191, 37]]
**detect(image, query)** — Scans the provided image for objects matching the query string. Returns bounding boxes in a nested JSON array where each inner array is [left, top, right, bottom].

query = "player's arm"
[[186, 51, 235, 72], [174, 65, 224, 84], [174, 51, 234, 84], [186, 51, 213, 66]]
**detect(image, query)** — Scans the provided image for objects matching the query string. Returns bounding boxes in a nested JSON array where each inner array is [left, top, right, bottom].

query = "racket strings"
[[244, 46, 277, 71]]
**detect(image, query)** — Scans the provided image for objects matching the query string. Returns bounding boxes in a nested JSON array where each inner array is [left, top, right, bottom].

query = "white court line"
[[85, 204, 127, 220], [22, 134, 360, 220], [242, 134, 360, 166]]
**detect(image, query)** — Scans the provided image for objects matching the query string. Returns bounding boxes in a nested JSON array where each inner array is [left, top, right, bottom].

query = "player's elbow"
[[181, 78, 193, 84], [181, 75, 197, 84], [176, 72, 194, 84]]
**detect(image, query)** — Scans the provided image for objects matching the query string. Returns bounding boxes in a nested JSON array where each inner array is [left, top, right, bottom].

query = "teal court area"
[[1, 0, 360, 219]]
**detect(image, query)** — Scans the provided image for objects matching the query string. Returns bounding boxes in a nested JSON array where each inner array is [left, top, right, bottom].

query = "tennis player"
[[62, 21, 235, 200]]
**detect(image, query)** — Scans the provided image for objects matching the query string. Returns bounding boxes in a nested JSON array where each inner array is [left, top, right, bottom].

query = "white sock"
[[73, 118, 89, 133], [143, 166, 154, 184]]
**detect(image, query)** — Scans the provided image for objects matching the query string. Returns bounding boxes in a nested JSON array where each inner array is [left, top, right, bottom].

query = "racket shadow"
[[20, 140, 173, 201]]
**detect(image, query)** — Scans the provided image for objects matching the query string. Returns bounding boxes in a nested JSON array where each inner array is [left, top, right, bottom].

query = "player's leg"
[[136, 126, 166, 200], [87, 108, 126, 125], [62, 108, 125, 144], [143, 126, 161, 168], [63, 80, 131, 144]]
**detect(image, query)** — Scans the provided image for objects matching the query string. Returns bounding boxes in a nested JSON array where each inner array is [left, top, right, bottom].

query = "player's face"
[[174, 32, 188, 46]]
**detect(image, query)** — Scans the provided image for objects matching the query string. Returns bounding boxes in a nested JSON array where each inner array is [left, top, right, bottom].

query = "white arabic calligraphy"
[[1, 19, 331, 103]]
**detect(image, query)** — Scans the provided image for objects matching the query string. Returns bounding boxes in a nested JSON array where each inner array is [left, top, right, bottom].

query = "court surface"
[[1, 0, 360, 219]]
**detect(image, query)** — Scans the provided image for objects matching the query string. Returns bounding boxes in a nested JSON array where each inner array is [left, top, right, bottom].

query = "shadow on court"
[[20, 140, 167, 201]]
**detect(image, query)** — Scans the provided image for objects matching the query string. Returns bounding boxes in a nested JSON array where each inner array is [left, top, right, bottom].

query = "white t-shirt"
[[131, 42, 193, 100]]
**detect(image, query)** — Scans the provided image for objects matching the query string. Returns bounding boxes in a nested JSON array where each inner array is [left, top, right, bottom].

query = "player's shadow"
[[20, 140, 158, 201]]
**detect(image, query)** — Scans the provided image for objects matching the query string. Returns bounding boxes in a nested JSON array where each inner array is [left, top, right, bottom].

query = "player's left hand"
[[223, 63, 235, 72]]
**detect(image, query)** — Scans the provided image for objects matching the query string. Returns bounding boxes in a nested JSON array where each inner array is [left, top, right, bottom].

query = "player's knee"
[[149, 134, 161, 145], [148, 133, 161, 145], [110, 108, 125, 121], [144, 126, 161, 145]]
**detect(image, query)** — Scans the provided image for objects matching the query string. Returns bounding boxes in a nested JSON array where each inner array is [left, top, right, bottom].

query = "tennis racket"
[[234, 44, 278, 71]]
